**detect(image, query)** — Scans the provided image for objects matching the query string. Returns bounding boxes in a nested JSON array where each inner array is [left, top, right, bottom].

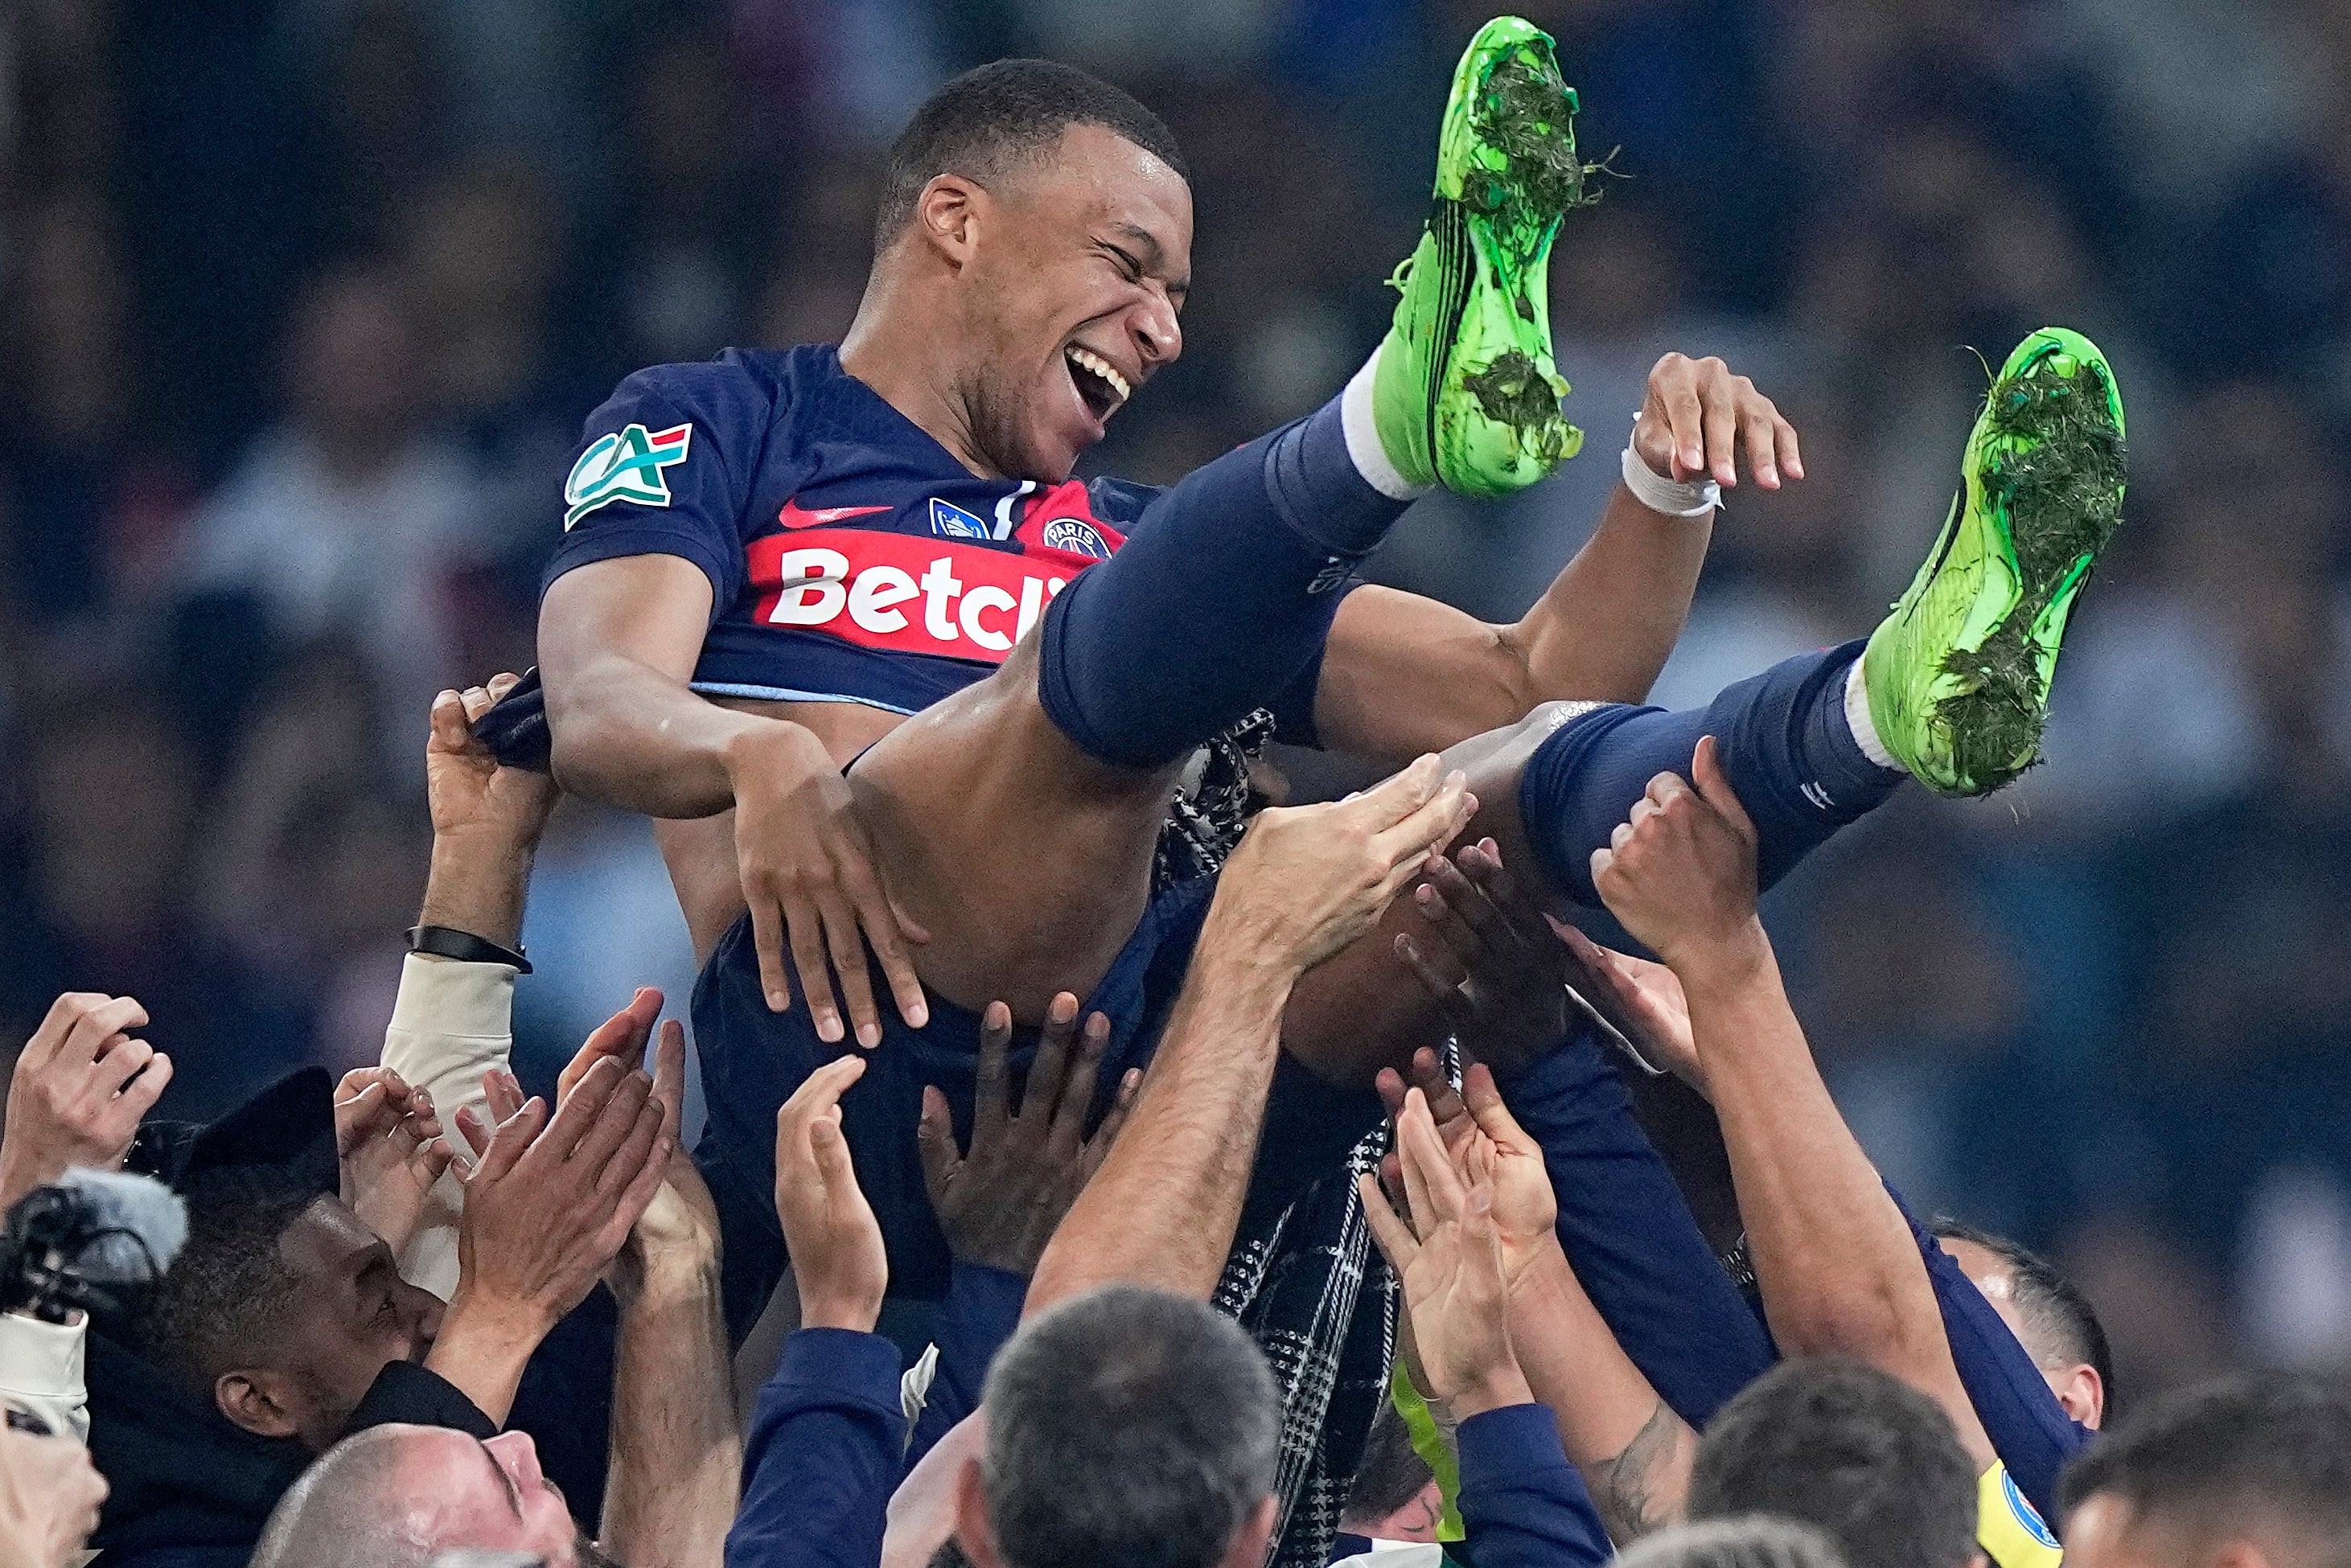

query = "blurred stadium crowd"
[[4, 0, 2351, 1406]]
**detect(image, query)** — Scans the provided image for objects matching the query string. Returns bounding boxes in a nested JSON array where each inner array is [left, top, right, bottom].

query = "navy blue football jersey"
[[545, 343, 1161, 718]]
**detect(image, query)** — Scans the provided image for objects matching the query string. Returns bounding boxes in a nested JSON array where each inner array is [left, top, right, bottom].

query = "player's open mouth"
[[1065, 345, 1130, 423]]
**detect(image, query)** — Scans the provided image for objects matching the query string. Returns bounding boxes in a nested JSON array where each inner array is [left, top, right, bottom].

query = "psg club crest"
[[565, 422, 693, 527], [1039, 515, 1112, 559]]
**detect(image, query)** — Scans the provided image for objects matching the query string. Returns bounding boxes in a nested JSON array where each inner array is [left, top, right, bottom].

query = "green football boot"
[[1861, 327, 2128, 796], [1372, 15, 1589, 497]]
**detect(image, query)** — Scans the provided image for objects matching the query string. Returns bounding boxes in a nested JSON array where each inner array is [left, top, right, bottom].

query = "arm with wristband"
[[380, 676, 557, 1296], [536, 358, 931, 1053], [1307, 353, 1794, 763]]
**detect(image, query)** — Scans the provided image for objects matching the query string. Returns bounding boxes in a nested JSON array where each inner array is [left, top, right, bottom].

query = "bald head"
[[251, 1424, 586, 1568]]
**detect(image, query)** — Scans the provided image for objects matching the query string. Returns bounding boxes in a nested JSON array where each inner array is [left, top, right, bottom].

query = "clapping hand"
[[1358, 1087, 1532, 1418], [335, 1067, 454, 1252], [456, 991, 718, 1303], [454, 1055, 672, 1333], [0, 994, 172, 1211], [917, 993, 1140, 1277]]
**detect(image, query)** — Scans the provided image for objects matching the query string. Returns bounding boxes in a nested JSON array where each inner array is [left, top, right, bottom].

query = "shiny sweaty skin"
[[538, 92, 1802, 1057], [543, 120, 1197, 1016]]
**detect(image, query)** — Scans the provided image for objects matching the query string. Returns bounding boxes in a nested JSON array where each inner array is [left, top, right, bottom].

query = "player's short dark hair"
[[142, 1168, 319, 1384], [2059, 1372, 2351, 1562], [1933, 1217, 2116, 1414], [1342, 1399, 1435, 1527], [873, 59, 1187, 248], [981, 1284, 1277, 1568], [1687, 1360, 1977, 1568]]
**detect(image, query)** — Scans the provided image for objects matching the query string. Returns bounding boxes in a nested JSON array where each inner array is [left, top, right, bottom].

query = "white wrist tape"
[[1621, 425, 1721, 516]]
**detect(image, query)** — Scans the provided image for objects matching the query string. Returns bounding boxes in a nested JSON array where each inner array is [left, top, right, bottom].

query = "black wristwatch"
[[406, 925, 532, 975]]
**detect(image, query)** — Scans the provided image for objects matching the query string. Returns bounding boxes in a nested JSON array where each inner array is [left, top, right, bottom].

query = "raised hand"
[[727, 723, 931, 1049], [427, 675, 560, 851], [452, 1014, 705, 1281], [1358, 1088, 1531, 1417], [1391, 839, 1574, 1076], [0, 1427, 108, 1568], [555, 987, 665, 1104], [610, 1020, 722, 1306], [421, 675, 561, 952], [454, 1055, 672, 1334], [0, 993, 172, 1211], [1552, 924, 1704, 1093], [1633, 353, 1803, 491], [774, 1056, 888, 1332], [447, 987, 665, 1171], [1378, 1054, 1559, 1295], [334, 1067, 453, 1252], [917, 993, 1141, 1276], [1589, 735, 1763, 973], [1211, 753, 1476, 974]]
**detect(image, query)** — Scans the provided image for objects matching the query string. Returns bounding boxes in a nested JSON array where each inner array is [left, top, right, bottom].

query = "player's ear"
[[2054, 1361, 2106, 1430], [216, 1369, 302, 1439], [915, 174, 985, 267]]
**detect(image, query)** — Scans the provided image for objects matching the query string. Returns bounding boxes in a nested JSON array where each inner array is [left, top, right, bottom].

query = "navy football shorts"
[[689, 872, 1385, 1338]]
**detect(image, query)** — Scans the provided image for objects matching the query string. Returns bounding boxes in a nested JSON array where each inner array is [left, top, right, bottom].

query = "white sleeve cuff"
[[383, 952, 516, 1302], [0, 1313, 87, 1441]]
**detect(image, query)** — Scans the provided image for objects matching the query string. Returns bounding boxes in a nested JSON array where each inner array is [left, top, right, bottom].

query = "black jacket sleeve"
[[347, 1359, 498, 1439]]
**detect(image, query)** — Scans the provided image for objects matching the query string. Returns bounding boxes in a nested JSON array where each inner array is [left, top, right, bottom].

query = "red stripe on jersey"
[[747, 527, 1110, 662]]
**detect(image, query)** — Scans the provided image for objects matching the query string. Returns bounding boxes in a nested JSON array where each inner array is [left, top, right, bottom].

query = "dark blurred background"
[[3, 0, 2347, 1402]]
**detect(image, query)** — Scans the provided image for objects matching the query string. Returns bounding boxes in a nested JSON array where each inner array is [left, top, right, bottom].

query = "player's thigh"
[[1277, 703, 1593, 1088], [845, 635, 1186, 1012]]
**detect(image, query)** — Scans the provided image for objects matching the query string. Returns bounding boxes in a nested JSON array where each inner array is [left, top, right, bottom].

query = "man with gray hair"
[[956, 1285, 1280, 1568]]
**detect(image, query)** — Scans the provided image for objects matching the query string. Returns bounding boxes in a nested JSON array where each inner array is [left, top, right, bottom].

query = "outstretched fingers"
[[1396, 1090, 1472, 1226], [1460, 1062, 1535, 1154], [972, 1001, 1014, 1142], [840, 843, 931, 1035], [915, 1083, 960, 1193], [559, 987, 664, 1102], [649, 1020, 686, 1143], [1370, 765, 1474, 864], [1042, 1010, 1111, 1162], [779, 1055, 868, 1147], [1358, 1172, 1420, 1275], [464, 1096, 550, 1187], [1079, 1067, 1141, 1180]]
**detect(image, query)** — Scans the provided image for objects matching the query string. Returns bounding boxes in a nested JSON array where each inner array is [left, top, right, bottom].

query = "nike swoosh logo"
[[779, 499, 893, 530]]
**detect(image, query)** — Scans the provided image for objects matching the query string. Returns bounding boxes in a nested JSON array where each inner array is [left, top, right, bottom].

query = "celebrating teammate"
[[493, 15, 2127, 1334]]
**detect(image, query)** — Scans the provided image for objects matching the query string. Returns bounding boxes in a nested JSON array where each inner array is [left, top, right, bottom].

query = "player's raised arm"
[[1590, 736, 1995, 1472], [1313, 354, 1802, 762], [532, 359, 930, 1049], [1026, 756, 1473, 1308], [545, 564, 930, 1046]]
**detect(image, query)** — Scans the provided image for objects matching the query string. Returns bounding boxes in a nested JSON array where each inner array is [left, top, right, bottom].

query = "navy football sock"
[[1519, 642, 1901, 907], [1038, 396, 1408, 769]]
